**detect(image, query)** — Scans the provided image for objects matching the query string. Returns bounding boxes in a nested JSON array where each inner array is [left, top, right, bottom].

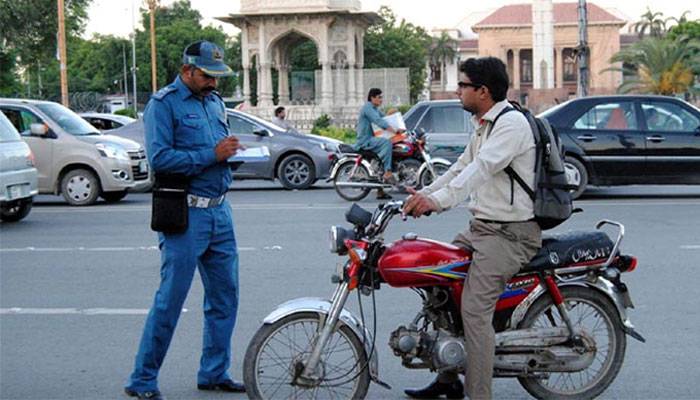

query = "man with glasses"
[[124, 41, 245, 400], [355, 88, 398, 199], [403, 57, 542, 399]]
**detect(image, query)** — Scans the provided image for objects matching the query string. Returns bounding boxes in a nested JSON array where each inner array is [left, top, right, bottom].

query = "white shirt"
[[272, 117, 292, 130], [420, 99, 536, 221]]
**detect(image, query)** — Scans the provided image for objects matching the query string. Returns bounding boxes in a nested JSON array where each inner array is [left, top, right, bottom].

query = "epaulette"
[[211, 90, 224, 102], [152, 85, 178, 101]]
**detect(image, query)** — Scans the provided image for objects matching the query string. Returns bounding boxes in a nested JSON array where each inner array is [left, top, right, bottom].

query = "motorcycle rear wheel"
[[243, 312, 371, 400], [517, 286, 626, 400], [334, 161, 372, 201]]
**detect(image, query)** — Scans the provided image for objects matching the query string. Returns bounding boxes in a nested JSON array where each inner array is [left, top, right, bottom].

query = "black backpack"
[[491, 101, 578, 230]]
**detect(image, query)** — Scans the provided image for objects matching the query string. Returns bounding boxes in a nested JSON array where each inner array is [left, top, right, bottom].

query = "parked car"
[[108, 109, 341, 190], [79, 112, 136, 131], [403, 99, 475, 162], [0, 99, 151, 206], [540, 95, 700, 198], [0, 112, 38, 221]]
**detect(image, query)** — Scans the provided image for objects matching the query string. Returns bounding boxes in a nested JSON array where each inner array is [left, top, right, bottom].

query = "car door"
[[567, 100, 645, 183], [639, 100, 700, 182], [417, 104, 472, 162], [1, 107, 55, 191], [226, 113, 273, 178]]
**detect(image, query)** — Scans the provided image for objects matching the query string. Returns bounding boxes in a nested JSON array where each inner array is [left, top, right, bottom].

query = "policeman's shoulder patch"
[[152, 85, 178, 101]]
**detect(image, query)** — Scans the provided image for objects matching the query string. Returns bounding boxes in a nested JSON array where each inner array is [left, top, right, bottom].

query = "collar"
[[471, 99, 511, 127]]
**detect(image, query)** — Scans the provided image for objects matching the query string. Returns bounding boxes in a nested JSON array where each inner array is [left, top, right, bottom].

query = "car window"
[[641, 102, 700, 132], [404, 104, 428, 129], [573, 101, 638, 130], [227, 114, 256, 134], [35, 103, 100, 135], [0, 112, 21, 142], [1, 108, 43, 136], [418, 106, 467, 133]]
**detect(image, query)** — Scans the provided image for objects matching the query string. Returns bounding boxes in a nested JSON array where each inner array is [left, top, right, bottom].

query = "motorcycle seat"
[[338, 144, 359, 154], [521, 231, 615, 273]]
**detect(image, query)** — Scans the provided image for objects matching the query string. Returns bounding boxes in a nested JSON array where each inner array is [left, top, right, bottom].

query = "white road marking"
[[680, 245, 700, 250], [0, 246, 262, 253], [0, 308, 188, 315]]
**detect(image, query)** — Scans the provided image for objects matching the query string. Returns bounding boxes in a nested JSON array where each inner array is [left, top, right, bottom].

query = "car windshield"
[[0, 113, 21, 142], [234, 111, 288, 133], [36, 103, 101, 136], [537, 101, 568, 119]]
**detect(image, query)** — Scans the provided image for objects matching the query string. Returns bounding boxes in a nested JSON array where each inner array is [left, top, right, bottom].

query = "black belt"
[[476, 218, 535, 225]]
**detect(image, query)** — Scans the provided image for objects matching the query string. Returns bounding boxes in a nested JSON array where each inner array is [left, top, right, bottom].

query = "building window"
[[563, 48, 577, 82], [430, 64, 441, 84], [520, 49, 532, 83]]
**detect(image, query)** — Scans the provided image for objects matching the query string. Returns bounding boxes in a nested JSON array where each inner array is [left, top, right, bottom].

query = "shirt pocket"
[[176, 115, 209, 148]]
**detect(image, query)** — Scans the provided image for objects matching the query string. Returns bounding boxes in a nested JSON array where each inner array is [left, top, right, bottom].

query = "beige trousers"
[[445, 219, 541, 400]]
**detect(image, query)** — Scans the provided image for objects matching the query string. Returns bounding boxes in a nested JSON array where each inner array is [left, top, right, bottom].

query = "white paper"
[[227, 146, 270, 163], [382, 112, 406, 131]]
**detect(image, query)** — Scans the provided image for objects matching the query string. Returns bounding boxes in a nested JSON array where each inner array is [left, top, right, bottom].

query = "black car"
[[540, 95, 700, 198]]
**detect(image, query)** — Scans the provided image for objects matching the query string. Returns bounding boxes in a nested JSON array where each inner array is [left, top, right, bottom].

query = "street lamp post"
[[147, 0, 159, 93], [57, 0, 69, 106], [576, 0, 590, 97]]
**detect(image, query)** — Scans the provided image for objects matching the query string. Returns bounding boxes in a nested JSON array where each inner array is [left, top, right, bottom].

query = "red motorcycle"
[[243, 201, 644, 399], [329, 130, 451, 201]]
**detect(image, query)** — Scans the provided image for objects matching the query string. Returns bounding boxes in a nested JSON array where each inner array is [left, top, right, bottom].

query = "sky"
[[84, 0, 699, 39]]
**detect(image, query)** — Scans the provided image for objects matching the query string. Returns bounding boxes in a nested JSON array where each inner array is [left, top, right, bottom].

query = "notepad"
[[227, 146, 270, 163]]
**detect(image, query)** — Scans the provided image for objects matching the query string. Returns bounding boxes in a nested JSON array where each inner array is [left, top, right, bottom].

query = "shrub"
[[114, 108, 137, 118], [311, 114, 332, 135], [315, 126, 356, 143]]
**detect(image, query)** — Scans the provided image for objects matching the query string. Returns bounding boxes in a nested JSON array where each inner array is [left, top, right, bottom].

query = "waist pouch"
[[151, 173, 190, 234]]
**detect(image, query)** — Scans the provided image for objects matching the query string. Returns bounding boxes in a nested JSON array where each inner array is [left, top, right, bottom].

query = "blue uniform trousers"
[[126, 202, 239, 392], [357, 136, 393, 172]]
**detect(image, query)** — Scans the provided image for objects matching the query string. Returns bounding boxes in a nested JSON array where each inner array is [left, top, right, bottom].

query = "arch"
[[267, 28, 322, 61]]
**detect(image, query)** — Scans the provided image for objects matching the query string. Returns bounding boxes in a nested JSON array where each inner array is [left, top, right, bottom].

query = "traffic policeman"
[[125, 41, 244, 400]]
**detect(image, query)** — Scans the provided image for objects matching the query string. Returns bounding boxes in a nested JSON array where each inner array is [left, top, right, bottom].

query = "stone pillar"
[[321, 61, 332, 107], [348, 63, 357, 105], [356, 63, 364, 104], [259, 62, 274, 107], [278, 65, 289, 105], [556, 47, 564, 88], [513, 50, 521, 90], [242, 66, 251, 106]]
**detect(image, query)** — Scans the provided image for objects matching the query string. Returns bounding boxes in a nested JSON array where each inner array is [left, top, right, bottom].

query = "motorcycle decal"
[[393, 259, 471, 280]]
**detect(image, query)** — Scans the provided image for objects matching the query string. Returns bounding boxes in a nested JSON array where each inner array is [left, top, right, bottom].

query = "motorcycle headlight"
[[329, 226, 355, 255], [96, 143, 130, 161]]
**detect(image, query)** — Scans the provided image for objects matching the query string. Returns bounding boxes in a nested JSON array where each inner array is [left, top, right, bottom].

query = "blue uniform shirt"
[[356, 101, 389, 147], [144, 75, 232, 198]]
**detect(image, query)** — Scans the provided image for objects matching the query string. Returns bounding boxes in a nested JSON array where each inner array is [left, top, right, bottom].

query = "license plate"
[[8, 184, 25, 200], [139, 161, 148, 173]]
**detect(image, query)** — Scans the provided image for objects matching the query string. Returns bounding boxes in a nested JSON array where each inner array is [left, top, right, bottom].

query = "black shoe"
[[124, 388, 165, 400], [197, 379, 246, 393], [404, 378, 464, 399], [376, 190, 392, 200]]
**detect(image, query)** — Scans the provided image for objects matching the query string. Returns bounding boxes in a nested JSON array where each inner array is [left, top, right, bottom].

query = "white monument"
[[532, 0, 555, 89]]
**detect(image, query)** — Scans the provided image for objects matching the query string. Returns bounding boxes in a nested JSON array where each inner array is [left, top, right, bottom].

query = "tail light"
[[617, 255, 638, 273]]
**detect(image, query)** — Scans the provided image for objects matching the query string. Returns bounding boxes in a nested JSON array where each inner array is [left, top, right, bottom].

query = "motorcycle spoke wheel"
[[517, 287, 626, 400], [244, 312, 370, 400], [334, 162, 371, 201]]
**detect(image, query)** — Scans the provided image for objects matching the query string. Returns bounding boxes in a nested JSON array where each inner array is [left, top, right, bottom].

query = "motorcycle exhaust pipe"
[[334, 182, 392, 189]]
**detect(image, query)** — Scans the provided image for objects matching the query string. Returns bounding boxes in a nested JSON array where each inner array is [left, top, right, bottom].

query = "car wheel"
[[61, 168, 101, 206], [0, 198, 33, 222], [564, 156, 588, 200], [277, 154, 315, 190], [101, 190, 128, 203]]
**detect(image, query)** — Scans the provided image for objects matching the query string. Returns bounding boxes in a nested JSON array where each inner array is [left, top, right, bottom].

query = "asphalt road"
[[1, 183, 700, 399]]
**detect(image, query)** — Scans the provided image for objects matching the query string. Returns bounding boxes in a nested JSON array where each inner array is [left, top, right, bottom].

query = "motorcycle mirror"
[[345, 203, 373, 228]]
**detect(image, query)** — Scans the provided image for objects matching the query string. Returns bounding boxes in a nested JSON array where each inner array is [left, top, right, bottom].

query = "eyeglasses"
[[457, 81, 482, 90]]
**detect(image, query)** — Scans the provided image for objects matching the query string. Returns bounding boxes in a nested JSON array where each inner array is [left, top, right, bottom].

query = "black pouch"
[[151, 173, 190, 234]]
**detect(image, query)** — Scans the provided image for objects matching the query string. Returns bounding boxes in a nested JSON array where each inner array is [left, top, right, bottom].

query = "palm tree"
[[429, 32, 457, 92], [633, 8, 667, 38], [666, 10, 693, 27], [607, 36, 700, 95]]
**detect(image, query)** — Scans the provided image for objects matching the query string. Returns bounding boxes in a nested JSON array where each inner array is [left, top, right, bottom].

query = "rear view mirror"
[[30, 123, 49, 137], [254, 129, 270, 137]]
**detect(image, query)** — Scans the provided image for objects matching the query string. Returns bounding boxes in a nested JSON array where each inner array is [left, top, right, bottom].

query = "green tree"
[[632, 8, 667, 38], [0, 48, 22, 96], [608, 36, 700, 95], [364, 6, 431, 102], [430, 32, 457, 92]]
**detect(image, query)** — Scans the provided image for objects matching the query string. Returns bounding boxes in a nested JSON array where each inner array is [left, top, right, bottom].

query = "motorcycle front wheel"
[[517, 286, 626, 400], [418, 162, 450, 188], [243, 312, 371, 400], [333, 161, 372, 201]]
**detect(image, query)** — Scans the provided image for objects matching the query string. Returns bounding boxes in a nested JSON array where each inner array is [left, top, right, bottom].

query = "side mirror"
[[30, 123, 49, 137], [253, 128, 270, 137]]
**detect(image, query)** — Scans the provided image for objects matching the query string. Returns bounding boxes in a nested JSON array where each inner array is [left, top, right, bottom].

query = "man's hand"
[[403, 187, 438, 218], [215, 136, 242, 162]]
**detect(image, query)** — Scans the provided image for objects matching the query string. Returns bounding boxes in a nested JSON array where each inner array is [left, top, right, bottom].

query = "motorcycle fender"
[[509, 278, 645, 343], [262, 297, 381, 381], [327, 157, 376, 180], [417, 158, 451, 179]]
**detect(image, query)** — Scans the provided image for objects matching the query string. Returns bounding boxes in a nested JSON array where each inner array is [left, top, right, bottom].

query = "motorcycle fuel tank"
[[378, 236, 471, 287]]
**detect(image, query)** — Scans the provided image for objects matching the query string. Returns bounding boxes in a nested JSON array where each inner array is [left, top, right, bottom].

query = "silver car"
[[0, 99, 151, 205], [0, 112, 38, 221], [79, 112, 136, 131], [109, 109, 341, 190], [404, 99, 475, 162]]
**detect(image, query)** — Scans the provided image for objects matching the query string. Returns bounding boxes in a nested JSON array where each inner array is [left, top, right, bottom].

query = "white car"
[[80, 112, 136, 131], [0, 112, 38, 221]]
